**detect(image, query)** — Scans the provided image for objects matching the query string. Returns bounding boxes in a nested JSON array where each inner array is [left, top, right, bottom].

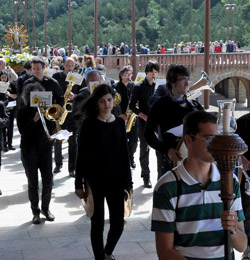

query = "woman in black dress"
[[75, 84, 132, 260]]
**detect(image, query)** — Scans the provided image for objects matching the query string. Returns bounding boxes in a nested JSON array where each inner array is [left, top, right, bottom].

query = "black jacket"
[[145, 93, 203, 154], [129, 78, 155, 116]]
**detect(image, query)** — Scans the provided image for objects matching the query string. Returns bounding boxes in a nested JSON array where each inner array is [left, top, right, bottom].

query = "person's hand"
[[138, 112, 147, 121], [67, 91, 75, 100], [221, 210, 238, 232], [119, 114, 127, 121], [241, 155, 250, 171], [167, 148, 182, 162], [75, 189, 86, 199], [33, 112, 41, 122]]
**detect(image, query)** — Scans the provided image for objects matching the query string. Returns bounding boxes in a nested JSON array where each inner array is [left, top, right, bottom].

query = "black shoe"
[[3, 146, 8, 152], [8, 145, 16, 150], [32, 214, 41, 224], [130, 161, 136, 169], [53, 165, 62, 174], [143, 179, 152, 188], [104, 254, 116, 260], [41, 210, 55, 221], [69, 170, 75, 178], [0, 189, 2, 195]]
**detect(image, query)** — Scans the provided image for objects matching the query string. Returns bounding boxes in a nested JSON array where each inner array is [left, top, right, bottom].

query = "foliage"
[[0, 0, 249, 52]]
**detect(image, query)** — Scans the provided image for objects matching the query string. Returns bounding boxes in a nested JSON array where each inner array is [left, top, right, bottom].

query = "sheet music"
[[166, 124, 183, 137]]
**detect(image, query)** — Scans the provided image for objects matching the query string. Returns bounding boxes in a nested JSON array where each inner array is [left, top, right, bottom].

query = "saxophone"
[[58, 82, 73, 125], [126, 108, 137, 133]]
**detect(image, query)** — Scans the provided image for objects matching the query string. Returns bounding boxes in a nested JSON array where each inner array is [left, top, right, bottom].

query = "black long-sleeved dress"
[[75, 116, 132, 191]]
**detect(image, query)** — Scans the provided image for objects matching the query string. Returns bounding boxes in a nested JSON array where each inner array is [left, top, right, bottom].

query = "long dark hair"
[[82, 84, 115, 118]]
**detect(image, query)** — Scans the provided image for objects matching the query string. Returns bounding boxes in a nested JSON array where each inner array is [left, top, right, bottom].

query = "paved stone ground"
[[0, 93, 248, 260]]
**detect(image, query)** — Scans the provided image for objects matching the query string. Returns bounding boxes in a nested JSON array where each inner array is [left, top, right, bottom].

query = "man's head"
[[23, 60, 32, 75], [86, 70, 102, 91], [31, 57, 45, 80], [64, 57, 75, 75], [166, 65, 190, 98], [0, 58, 6, 71], [183, 111, 217, 163], [145, 60, 159, 81], [119, 65, 133, 82]]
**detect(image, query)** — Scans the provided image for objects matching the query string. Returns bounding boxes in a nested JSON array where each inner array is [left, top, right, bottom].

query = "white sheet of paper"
[[30, 91, 53, 107], [166, 124, 183, 137], [6, 100, 16, 108], [89, 80, 111, 94], [66, 72, 84, 85], [44, 68, 57, 77], [134, 72, 146, 83], [51, 130, 72, 141], [0, 82, 9, 93]]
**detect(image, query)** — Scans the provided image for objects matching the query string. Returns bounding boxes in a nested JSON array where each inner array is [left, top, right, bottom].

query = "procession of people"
[[0, 49, 250, 260]]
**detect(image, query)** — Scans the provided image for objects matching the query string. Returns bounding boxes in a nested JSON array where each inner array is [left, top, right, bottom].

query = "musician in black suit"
[[145, 65, 203, 179], [52, 58, 81, 177], [17, 82, 55, 224], [129, 60, 160, 188], [114, 65, 138, 169]]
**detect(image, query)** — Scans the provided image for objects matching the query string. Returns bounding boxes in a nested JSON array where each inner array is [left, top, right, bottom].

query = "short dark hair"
[[145, 60, 159, 73], [31, 57, 45, 68], [23, 60, 32, 70], [183, 111, 217, 139], [166, 65, 190, 90]]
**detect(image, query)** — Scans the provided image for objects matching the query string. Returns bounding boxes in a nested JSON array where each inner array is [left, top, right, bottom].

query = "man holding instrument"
[[151, 110, 247, 260], [145, 65, 203, 179], [52, 58, 81, 176]]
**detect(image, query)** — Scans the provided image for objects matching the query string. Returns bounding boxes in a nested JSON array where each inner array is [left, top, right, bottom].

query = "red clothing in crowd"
[[214, 45, 222, 53], [160, 47, 165, 54]]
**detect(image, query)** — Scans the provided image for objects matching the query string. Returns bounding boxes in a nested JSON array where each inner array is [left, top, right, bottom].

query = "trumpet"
[[187, 71, 214, 100]]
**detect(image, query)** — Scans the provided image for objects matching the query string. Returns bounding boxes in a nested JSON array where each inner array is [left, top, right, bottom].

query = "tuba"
[[187, 71, 214, 100]]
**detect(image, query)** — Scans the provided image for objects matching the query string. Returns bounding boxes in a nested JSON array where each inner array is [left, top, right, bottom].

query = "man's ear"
[[184, 135, 192, 148]]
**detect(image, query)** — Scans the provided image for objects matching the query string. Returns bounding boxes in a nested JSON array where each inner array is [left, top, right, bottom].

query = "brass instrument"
[[126, 109, 137, 133], [44, 82, 73, 127], [113, 92, 121, 107], [187, 71, 214, 100], [59, 82, 73, 125]]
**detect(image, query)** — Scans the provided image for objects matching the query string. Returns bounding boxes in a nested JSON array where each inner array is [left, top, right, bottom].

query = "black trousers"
[[127, 120, 138, 164], [3, 108, 15, 147], [90, 185, 125, 260], [54, 131, 77, 172], [137, 118, 150, 180], [21, 145, 53, 214]]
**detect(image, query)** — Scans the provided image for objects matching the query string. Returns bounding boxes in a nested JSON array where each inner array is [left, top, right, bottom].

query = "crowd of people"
[[33, 39, 241, 58], [0, 48, 250, 260]]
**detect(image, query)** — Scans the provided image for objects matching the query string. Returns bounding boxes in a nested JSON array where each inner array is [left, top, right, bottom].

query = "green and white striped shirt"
[[151, 162, 244, 260]]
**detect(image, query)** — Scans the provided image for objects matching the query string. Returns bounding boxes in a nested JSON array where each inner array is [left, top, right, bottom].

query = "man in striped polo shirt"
[[152, 111, 247, 260]]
